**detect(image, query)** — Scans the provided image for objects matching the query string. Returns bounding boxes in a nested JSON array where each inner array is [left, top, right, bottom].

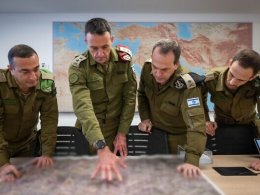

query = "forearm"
[[70, 85, 104, 145], [185, 131, 206, 166], [137, 78, 150, 121], [0, 136, 9, 166], [201, 86, 210, 121], [256, 98, 260, 137], [0, 106, 9, 166], [182, 88, 207, 166], [40, 95, 58, 156], [118, 66, 137, 134]]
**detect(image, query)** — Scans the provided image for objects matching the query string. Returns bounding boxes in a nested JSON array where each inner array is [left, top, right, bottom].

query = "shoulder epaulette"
[[71, 54, 87, 67], [40, 69, 55, 94], [174, 72, 205, 89], [145, 58, 152, 63], [116, 45, 132, 61], [41, 69, 54, 80], [0, 71, 7, 82], [205, 72, 216, 82], [205, 67, 226, 82], [254, 74, 260, 88]]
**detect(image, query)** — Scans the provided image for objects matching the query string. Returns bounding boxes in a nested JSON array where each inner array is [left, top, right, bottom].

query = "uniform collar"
[[88, 48, 119, 66], [6, 70, 18, 88], [6, 69, 40, 91], [215, 67, 228, 91], [151, 66, 183, 90]]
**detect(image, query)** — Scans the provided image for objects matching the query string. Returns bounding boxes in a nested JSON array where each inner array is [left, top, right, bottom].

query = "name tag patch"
[[187, 97, 200, 107]]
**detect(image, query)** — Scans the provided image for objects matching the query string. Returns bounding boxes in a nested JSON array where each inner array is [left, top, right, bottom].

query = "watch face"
[[95, 140, 106, 150]]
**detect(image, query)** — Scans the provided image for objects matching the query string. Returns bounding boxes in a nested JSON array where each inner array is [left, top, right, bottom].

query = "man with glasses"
[[203, 49, 260, 154]]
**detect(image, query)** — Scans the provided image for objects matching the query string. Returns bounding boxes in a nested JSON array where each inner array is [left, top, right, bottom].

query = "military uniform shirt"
[[138, 62, 206, 166], [204, 67, 260, 135], [0, 69, 58, 166], [68, 48, 137, 146]]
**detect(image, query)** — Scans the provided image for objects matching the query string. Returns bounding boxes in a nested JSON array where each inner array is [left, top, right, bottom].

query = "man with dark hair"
[[69, 18, 137, 181], [138, 39, 207, 178], [204, 49, 260, 155], [0, 44, 58, 182]]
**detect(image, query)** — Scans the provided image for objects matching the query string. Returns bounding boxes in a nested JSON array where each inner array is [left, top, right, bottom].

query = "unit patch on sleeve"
[[187, 97, 200, 107]]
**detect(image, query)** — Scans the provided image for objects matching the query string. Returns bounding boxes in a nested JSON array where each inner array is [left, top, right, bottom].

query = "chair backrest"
[[206, 124, 258, 155], [55, 126, 89, 156], [127, 126, 169, 156]]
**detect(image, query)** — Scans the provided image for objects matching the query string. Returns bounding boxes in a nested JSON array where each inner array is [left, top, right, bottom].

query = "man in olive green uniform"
[[204, 49, 260, 155], [138, 39, 206, 178], [0, 44, 58, 182], [69, 18, 136, 181]]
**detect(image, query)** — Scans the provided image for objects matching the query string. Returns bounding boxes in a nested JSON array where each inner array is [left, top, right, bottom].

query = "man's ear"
[[173, 63, 179, 70], [228, 59, 233, 68], [7, 64, 12, 71], [8, 65, 15, 75], [249, 74, 258, 81], [110, 35, 114, 43]]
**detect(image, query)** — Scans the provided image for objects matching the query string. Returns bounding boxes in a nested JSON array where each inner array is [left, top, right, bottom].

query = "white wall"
[[0, 13, 259, 126]]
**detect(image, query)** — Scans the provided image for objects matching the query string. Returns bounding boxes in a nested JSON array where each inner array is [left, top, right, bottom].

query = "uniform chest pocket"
[[160, 102, 179, 116], [87, 78, 104, 91], [113, 74, 128, 85], [2, 99, 19, 114], [211, 94, 229, 111]]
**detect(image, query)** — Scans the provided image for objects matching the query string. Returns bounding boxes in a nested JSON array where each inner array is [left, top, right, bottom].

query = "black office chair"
[[54, 126, 89, 156], [206, 124, 258, 155], [127, 126, 169, 155]]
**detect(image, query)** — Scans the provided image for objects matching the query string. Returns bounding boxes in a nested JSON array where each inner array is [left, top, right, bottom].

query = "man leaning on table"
[[0, 44, 58, 182], [203, 49, 260, 155], [138, 39, 207, 178], [68, 18, 137, 182]]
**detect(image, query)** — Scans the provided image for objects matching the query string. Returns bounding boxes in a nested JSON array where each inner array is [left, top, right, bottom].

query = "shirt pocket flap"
[[188, 107, 204, 117], [160, 102, 179, 116], [87, 78, 104, 90], [113, 74, 128, 84]]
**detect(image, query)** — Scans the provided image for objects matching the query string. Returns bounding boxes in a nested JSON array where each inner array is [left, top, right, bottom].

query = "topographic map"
[[0, 156, 222, 195], [53, 22, 252, 111]]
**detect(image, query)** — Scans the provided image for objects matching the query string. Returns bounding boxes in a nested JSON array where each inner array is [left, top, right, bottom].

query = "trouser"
[[87, 118, 119, 155], [206, 124, 258, 154], [167, 133, 187, 154]]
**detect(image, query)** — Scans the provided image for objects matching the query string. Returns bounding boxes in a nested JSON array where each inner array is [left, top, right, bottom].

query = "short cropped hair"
[[152, 39, 181, 65], [8, 44, 38, 68], [85, 18, 111, 35], [231, 49, 260, 75]]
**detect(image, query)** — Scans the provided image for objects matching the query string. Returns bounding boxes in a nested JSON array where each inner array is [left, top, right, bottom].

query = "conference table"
[[201, 155, 260, 195], [0, 155, 259, 195]]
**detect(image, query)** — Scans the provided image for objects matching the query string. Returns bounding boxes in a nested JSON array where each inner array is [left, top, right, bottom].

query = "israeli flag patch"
[[187, 97, 200, 107]]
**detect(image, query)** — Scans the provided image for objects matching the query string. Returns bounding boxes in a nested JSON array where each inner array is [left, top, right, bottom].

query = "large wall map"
[[53, 22, 252, 112]]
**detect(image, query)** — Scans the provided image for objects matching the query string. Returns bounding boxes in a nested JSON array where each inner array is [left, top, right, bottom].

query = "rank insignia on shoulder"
[[174, 72, 205, 89], [145, 58, 152, 63], [254, 75, 260, 88], [116, 45, 132, 62], [205, 73, 215, 82], [72, 55, 86, 67], [0, 72, 7, 82], [131, 64, 135, 72]]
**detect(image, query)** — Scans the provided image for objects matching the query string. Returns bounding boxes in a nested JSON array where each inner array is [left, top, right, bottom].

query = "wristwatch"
[[93, 139, 106, 150]]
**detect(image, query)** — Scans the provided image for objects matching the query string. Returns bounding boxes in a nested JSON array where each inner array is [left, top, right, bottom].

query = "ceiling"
[[0, 0, 259, 14]]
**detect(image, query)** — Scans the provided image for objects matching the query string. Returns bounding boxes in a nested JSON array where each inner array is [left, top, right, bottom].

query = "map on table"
[[53, 22, 252, 112], [1, 156, 222, 195]]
